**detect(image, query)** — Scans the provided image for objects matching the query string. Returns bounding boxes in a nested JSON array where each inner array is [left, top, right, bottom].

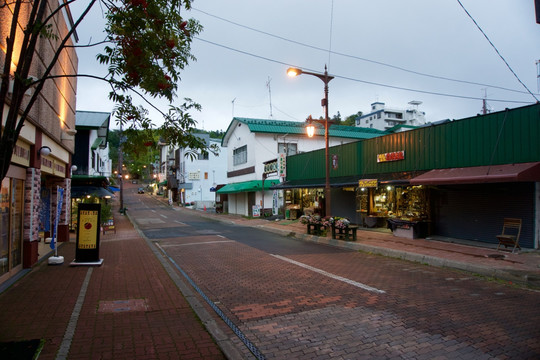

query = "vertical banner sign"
[[272, 190, 279, 216], [40, 188, 51, 233], [50, 186, 64, 250], [278, 153, 286, 177], [74, 203, 102, 264]]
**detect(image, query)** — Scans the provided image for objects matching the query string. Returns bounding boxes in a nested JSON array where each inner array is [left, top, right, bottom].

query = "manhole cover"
[[98, 299, 148, 313]]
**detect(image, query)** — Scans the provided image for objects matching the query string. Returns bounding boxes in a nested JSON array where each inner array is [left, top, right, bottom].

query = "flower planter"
[[331, 224, 358, 241], [307, 223, 327, 236]]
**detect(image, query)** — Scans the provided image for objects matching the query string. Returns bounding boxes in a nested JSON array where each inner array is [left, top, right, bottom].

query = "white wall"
[[180, 139, 228, 206], [224, 122, 360, 215]]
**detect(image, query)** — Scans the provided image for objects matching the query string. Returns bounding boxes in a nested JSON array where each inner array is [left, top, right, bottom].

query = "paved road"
[[127, 192, 540, 359]]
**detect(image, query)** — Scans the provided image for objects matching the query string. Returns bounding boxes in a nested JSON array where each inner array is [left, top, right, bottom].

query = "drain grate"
[[98, 299, 148, 313], [485, 254, 506, 260]]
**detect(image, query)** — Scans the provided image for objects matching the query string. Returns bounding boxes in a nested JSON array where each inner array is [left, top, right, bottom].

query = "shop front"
[[284, 187, 324, 219], [356, 179, 430, 238]]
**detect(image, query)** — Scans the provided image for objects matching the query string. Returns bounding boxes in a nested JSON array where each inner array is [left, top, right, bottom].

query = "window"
[[233, 145, 247, 166], [204, 172, 208, 180], [1, 177, 23, 276], [198, 152, 209, 160], [278, 143, 297, 156]]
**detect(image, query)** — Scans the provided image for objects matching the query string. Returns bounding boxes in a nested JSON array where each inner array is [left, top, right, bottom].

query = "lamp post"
[[287, 65, 334, 216]]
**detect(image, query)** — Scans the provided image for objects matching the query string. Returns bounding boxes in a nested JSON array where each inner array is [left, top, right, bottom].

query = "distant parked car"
[[137, 187, 145, 194]]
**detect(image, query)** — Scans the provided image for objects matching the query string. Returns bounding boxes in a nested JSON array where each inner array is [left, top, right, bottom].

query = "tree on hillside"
[[0, 0, 217, 182], [343, 111, 363, 126]]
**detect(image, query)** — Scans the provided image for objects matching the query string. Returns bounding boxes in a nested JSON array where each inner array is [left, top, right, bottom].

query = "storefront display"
[[356, 185, 430, 230], [284, 188, 324, 218]]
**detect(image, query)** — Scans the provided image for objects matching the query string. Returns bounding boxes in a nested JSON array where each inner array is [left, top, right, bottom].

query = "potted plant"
[[330, 217, 351, 239]]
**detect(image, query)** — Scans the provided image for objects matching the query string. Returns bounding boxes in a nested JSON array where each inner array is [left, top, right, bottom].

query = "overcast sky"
[[71, 0, 540, 131]]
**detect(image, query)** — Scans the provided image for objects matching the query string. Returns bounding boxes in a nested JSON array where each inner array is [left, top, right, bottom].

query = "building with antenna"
[[356, 101, 427, 131]]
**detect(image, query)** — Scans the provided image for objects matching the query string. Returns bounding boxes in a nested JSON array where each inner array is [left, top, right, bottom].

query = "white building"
[[219, 117, 385, 217], [73, 111, 112, 177], [175, 134, 228, 208], [356, 101, 427, 131]]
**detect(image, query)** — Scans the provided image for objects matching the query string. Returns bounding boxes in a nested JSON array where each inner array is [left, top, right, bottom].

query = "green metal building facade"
[[280, 104, 540, 248]]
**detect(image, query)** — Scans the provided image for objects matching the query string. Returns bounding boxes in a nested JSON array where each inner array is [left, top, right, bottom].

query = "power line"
[[192, 7, 537, 97], [456, 0, 538, 102], [194, 37, 534, 105]]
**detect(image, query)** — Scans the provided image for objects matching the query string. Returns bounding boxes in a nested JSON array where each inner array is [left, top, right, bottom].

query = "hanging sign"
[[278, 153, 286, 177], [358, 179, 378, 188], [72, 203, 103, 266], [332, 154, 338, 170]]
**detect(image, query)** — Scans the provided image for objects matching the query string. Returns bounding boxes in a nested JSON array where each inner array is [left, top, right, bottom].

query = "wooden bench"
[[496, 218, 522, 253], [332, 225, 359, 241]]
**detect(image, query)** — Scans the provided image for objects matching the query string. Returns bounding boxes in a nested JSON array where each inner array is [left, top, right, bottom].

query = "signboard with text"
[[377, 150, 405, 163], [358, 179, 378, 188], [74, 203, 102, 264]]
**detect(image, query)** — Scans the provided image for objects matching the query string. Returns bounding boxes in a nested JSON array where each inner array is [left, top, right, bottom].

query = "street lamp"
[[287, 65, 334, 216]]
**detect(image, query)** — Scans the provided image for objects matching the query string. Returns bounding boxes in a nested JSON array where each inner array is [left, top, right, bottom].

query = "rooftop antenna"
[[536, 60, 540, 93], [481, 88, 491, 115], [266, 77, 273, 118], [231, 97, 236, 118]]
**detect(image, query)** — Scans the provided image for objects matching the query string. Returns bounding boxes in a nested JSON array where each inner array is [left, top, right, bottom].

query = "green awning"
[[216, 179, 280, 194], [158, 180, 167, 186], [91, 137, 104, 150]]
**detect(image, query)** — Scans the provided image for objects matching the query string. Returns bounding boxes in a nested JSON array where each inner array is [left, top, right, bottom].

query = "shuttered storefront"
[[431, 182, 535, 248]]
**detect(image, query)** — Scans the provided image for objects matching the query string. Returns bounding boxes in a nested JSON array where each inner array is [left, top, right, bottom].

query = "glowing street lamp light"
[[287, 65, 334, 216]]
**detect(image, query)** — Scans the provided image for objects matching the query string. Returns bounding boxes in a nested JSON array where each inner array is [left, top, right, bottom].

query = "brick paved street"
[[0, 205, 227, 360], [158, 232, 540, 359], [1, 186, 539, 359]]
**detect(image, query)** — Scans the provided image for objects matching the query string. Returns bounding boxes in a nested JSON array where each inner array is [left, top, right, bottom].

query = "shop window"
[[0, 177, 23, 276]]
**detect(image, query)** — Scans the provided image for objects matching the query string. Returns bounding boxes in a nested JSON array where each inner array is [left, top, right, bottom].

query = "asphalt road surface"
[[126, 190, 540, 359]]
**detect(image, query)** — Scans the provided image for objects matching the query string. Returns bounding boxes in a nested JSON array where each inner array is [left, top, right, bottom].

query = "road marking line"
[[271, 254, 385, 294], [162, 240, 235, 247], [160, 214, 167, 218]]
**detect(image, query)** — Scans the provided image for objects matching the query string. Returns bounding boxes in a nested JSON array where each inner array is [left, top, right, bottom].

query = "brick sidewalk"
[[0, 208, 227, 360]]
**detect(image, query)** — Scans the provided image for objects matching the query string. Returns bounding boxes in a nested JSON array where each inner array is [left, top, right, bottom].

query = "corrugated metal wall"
[[287, 103, 540, 181]]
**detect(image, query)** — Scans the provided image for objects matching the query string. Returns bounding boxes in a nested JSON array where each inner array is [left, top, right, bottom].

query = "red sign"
[[377, 150, 405, 163]]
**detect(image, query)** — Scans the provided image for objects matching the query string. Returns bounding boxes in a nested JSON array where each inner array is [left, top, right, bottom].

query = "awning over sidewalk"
[[217, 179, 279, 194], [71, 186, 114, 198], [271, 171, 425, 190], [410, 162, 540, 185]]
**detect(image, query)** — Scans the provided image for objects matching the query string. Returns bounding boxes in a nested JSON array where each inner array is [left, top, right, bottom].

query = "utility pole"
[[118, 120, 124, 213], [266, 76, 273, 118]]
